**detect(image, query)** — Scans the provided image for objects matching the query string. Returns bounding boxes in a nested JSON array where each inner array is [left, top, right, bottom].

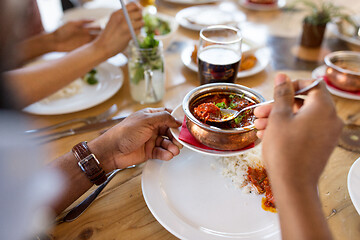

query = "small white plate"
[[23, 57, 123, 115], [312, 65, 360, 101], [164, 0, 219, 4], [175, 5, 246, 31], [170, 104, 261, 157], [141, 12, 179, 50], [181, 43, 270, 78], [348, 157, 360, 215], [142, 148, 280, 240], [62, 7, 114, 28], [238, 0, 286, 11]]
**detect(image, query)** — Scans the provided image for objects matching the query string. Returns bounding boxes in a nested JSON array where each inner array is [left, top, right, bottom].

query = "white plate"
[[181, 44, 270, 78], [23, 60, 123, 115], [62, 7, 115, 28], [170, 104, 261, 157], [238, 0, 286, 11], [312, 65, 360, 101], [142, 148, 281, 240], [164, 0, 219, 4], [348, 157, 360, 215], [328, 22, 360, 47], [175, 5, 246, 31]]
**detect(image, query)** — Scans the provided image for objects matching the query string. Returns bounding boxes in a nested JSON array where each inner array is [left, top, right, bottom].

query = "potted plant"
[[292, 0, 352, 48]]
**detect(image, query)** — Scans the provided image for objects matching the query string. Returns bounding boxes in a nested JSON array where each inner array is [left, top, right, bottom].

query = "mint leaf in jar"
[[139, 34, 159, 49]]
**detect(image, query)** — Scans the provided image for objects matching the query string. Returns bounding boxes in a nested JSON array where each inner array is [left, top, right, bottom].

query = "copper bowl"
[[324, 51, 360, 91], [182, 83, 265, 150]]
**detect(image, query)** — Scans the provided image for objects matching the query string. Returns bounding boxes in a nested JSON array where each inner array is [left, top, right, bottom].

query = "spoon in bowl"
[[207, 78, 323, 123]]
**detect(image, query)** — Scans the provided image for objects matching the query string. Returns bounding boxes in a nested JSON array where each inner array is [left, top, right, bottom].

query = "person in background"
[[3, 1, 143, 109]]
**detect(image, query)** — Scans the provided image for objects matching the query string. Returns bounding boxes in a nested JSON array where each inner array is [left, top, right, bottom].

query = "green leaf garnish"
[[234, 114, 245, 125], [216, 102, 227, 109], [229, 102, 237, 109]]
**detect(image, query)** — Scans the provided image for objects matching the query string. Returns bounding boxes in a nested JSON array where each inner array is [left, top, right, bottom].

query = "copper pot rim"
[[324, 51, 360, 76], [182, 83, 265, 134]]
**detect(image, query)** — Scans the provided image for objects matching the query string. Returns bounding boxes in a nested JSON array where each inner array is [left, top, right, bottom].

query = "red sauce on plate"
[[247, 166, 276, 212]]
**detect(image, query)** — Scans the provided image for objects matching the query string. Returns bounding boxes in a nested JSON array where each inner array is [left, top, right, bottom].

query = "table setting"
[[21, 0, 360, 239]]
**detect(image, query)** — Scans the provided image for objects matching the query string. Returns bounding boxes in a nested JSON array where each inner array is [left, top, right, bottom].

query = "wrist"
[[40, 32, 57, 53], [88, 137, 117, 174], [270, 172, 319, 205], [91, 37, 115, 60]]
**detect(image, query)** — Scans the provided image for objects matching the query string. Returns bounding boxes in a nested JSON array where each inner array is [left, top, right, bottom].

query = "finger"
[[293, 97, 304, 112], [131, 20, 144, 32], [172, 138, 183, 150], [254, 104, 272, 118], [292, 78, 316, 93], [152, 147, 176, 161], [256, 130, 264, 139], [129, 9, 143, 20], [145, 108, 182, 126], [272, 73, 294, 117], [83, 26, 102, 32], [299, 81, 335, 116], [159, 137, 181, 156], [165, 128, 183, 149], [144, 107, 172, 114], [126, 2, 142, 11], [74, 19, 96, 26], [254, 118, 268, 131]]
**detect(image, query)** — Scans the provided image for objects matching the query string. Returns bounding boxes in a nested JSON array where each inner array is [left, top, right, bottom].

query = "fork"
[[26, 104, 118, 134]]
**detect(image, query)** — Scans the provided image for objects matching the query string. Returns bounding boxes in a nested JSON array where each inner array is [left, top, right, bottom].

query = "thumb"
[[148, 110, 182, 129], [272, 73, 294, 117]]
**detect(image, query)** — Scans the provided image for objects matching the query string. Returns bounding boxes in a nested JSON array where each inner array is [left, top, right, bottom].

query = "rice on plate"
[[218, 143, 276, 212]]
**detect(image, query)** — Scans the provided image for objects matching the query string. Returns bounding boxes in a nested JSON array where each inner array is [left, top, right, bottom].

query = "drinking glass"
[[198, 25, 242, 85], [128, 40, 165, 104]]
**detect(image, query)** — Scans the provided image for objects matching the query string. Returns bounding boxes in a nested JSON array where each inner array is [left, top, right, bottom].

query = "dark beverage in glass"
[[198, 46, 241, 84], [198, 25, 242, 85]]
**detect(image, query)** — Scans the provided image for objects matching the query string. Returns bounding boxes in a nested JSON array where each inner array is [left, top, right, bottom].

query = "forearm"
[[17, 32, 55, 64], [4, 41, 107, 109], [272, 178, 332, 240]]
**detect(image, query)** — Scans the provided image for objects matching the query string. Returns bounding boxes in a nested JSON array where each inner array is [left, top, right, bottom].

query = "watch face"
[[79, 154, 102, 175]]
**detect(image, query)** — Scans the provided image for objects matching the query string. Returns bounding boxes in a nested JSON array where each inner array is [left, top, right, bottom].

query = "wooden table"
[[30, 0, 360, 239]]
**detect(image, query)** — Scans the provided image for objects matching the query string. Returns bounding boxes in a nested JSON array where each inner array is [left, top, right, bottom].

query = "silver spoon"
[[208, 78, 323, 123]]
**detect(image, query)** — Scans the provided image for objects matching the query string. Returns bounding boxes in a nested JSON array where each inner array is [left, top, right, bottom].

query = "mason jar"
[[128, 40, 165, 104]]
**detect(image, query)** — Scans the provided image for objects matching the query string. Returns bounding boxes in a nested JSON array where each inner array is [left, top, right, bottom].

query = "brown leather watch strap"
[[72, 141, 107, 185]]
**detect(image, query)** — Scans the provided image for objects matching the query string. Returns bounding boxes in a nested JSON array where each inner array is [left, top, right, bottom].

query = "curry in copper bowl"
[[183, 83, 265, 150], [325, 51, 360, 91]]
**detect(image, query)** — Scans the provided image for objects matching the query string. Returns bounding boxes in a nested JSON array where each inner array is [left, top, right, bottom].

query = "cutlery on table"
[[36, 115, 127, 143], [56, 165, 137, 224], [208, 77, 323, 123], [26, 104, 118, 134]]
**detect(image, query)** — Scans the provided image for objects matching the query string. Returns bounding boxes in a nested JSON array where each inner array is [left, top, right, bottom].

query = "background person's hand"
[[254, 73, 343, 188], [94, 2, 143, 58], [51, 20, 100, 52], [89, 108, 182, 172]]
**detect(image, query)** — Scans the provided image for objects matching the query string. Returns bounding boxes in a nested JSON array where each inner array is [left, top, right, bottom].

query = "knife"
[[37, 115, 126, 143], [56, 165, 136, 224]]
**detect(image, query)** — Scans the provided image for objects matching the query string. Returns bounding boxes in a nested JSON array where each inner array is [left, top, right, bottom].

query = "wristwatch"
[[72, 141, 107, 185]]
